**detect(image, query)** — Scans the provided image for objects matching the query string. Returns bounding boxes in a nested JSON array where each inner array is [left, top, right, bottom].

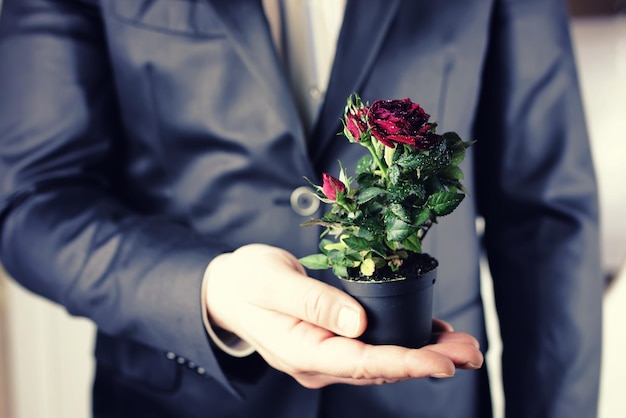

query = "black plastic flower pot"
[[339, 268, 436, 348]]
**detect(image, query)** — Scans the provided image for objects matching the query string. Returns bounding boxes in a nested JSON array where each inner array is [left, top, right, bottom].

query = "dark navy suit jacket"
[[0, 0, 602, 417]]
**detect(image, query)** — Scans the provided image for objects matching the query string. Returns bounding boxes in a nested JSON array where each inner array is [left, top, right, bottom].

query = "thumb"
[[299, 279, 367, 338], [216, 244, 368, 338], [263, 252, 367, 338]]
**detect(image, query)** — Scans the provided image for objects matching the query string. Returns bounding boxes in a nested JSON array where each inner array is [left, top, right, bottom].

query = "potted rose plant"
[[299, 94, 473, 348]]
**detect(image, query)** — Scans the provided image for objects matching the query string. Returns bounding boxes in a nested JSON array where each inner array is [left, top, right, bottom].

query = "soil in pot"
[[347, 253, 438, 283]]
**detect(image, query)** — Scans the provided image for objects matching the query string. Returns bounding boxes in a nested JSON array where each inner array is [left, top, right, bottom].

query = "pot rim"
[[338, 268, 437, 297]]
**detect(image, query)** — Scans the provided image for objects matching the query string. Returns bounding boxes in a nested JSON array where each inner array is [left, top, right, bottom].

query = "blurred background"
[[0, 0, 625, 417]]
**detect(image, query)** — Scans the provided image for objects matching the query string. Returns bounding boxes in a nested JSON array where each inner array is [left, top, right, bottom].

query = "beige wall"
[[0, 2, 4, 413], [1, 273, 96, 418], [0, 270, 11, 418]]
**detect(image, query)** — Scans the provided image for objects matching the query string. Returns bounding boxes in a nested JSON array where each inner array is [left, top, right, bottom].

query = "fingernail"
[[338, 306, 360, 336], [465, 362, 482, 369], [431, 372, 454, 379]]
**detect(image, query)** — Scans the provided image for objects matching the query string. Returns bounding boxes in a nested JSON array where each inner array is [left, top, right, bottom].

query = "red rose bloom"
[[368, 98, 438, 149], [322, 173, 346, 201]]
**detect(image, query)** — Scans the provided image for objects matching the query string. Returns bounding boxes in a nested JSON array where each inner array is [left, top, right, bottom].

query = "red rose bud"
[[344, 108, 368, 142], [322, 173, 346, 201], [368, 98, 431, 148]]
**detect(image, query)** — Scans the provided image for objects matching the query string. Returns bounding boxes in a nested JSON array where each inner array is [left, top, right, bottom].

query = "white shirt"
[[263, 0, 347, 131]]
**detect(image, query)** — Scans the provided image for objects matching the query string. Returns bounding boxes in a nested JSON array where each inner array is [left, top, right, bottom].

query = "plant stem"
[[366, 143, 388, 177], [418, 218, 434, 242]]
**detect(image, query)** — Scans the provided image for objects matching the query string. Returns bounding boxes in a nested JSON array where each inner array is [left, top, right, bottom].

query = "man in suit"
[[0, 0, 601, 417]]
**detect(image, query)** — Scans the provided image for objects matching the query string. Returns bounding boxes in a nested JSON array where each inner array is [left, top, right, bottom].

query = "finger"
[[431, 329, 481, 349], [422, 339, 484, 369], [293, 336, 458, 381], [292, 372, 408, 389], [432, 318, 454, 333], [342, 342, 457, 378]]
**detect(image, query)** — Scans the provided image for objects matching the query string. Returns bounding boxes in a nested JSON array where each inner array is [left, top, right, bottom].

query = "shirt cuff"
[[201, 255, 256, 358]]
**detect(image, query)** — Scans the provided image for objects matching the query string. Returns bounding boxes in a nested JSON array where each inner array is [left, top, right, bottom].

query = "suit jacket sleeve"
[[474, 0, 602, 416], [0, 0, 243, 396]]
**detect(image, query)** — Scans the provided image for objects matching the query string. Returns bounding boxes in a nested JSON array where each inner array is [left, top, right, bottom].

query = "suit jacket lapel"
[[208, 0, 402, 160], [311, 0, 402, 162], [208, 0, 307, 144]]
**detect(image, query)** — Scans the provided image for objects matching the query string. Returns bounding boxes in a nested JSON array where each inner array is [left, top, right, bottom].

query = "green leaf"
[[360, 258, 376, 276], [356, 187, 386, 204], [345, 252, 363, 262], [408, 142, 452, 171], [369, 241, 389, 258], [443, 132, 466, 153], [440, 165, 464, 180], [413, 208, 432, 227], [355, 227, 375, 240], [337, 257, 359, 267], [327, 249, 347, 265], [343, 236, 371, 252], [427, 191, 465, 216], [319, 238, 336, 252], [356, 154, 374, 175], [401, 233, 422, 253], [303, 178, 337, 203], [389, 202, 411, 222], [444, 133, 473, 166], [332, 265, 348, 278], [299, 218, 327, 228], [355, 172, 379, 189], [426, 176, 445, 193], [388, 164, 401, 185], [373, 257, 387, 269], [385, 216, 413, 242], [458, 182, 470, 195], [403, 181, 426, 203], [449, 148, 466, 166], [299, 254, 330, 270], [338, 161, 351, 191], [323, 241, 347, 252], [439, 178, 470, 195], [334, 190, 349, 207], [395, 153, 418, 169], [443, 132, 462, 143]]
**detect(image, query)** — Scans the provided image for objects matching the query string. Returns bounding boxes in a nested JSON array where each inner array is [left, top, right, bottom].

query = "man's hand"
[[206, 244, 483, 388]]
